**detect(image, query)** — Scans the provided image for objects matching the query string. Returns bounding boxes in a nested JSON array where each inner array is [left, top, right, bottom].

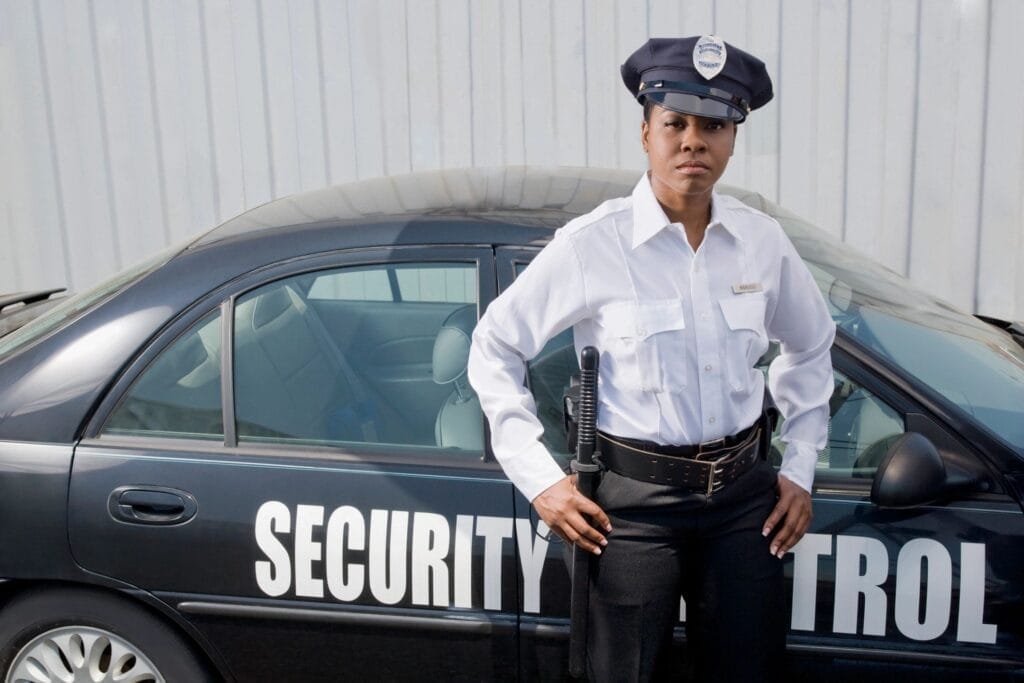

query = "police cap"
[[621, 36, 773, 122]]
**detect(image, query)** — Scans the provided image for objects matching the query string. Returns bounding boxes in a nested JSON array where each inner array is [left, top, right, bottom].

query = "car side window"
[[764, 364, 906, 479], [233, 262, 483, 453], [104, 310, 223, 439], [528, 328, 578, 467]]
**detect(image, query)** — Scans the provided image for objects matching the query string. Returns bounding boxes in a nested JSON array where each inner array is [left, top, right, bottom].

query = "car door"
[[498, 246, 1024, 682], [69, 246, 522, 681], [780, 343, 1024, 681]]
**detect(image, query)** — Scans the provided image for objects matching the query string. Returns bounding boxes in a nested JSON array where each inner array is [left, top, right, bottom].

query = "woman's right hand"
[[532, 475, 611, 555]]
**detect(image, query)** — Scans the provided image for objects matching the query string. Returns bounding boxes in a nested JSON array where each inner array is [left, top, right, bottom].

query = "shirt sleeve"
[[764, 231, 836, 493], [467, 229, 591, 502]]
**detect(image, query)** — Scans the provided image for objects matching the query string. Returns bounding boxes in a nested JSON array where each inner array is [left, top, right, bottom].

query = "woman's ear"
[[641, 120, 649, 154]]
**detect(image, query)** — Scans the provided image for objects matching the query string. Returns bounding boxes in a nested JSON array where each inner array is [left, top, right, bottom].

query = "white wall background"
[[1, 0, 1022, 319]]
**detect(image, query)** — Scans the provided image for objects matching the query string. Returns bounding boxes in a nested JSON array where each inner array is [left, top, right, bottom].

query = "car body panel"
[[0, 442, 79, 581], [68, 440, 519, 681], [0, 167, 1020, 680]]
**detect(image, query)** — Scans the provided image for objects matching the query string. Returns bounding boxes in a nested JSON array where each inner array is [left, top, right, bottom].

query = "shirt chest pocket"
[[718, 294, 769, 392], [598, 300, 688, 393]]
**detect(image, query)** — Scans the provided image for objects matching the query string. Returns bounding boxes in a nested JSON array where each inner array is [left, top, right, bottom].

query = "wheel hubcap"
[[7, 625, 163, 683]]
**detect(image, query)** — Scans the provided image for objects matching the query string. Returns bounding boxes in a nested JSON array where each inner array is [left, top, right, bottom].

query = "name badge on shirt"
[[732, 282, 763, 294]]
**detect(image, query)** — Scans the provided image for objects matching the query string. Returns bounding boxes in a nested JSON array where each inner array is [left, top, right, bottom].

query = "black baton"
[[568, 346, 601, 678]]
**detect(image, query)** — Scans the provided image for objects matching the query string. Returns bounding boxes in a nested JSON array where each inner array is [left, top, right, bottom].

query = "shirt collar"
[[630, 172, 743, 249]]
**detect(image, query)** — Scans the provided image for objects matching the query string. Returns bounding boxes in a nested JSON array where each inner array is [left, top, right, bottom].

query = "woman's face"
[[641, 104, 736, 203]]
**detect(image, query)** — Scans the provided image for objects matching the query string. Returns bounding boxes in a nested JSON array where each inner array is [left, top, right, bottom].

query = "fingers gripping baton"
[[568, 346, 601, 678]]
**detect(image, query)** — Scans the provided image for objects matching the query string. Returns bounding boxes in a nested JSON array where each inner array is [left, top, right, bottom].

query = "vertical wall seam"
[[226, 1, 248, 206], [498, 0, 508, 166], [580, 0, 588, 167], [612, 2, 621, 168], [403, 0, 414, 170], [198, 1, 221, 221], [142, 1, 171, 244], [774, 0, 782, 203], [743, 0, 751, 189], [344, 1, 360, 178], [86, 1, 123, 268], [32, 0, 72, 288], [255, 0, 276, 196], [972, 0, 993, 313], [436, 0, 445, 168], [904, 0, 923, 277], [285, 2, 303, 187], [314, 0, 332, 183], [810, 0, 819, 216], [840, 0, 852, 241], [0, 9, 22, 285], [548, 0, 556, 160], [467, 0, 475, 166], [517, 0, 527, 164]]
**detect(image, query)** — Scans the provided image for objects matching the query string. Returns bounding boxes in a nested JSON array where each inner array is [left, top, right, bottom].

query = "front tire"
[[0, 587, 215, 683]]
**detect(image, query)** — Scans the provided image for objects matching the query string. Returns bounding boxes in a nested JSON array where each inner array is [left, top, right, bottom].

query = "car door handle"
[[108, 486, 198, 526]]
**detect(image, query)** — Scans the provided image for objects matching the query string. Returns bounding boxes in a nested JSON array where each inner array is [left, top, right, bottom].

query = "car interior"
[[104, 258, 906, 483], [106, 263, 486, 457]]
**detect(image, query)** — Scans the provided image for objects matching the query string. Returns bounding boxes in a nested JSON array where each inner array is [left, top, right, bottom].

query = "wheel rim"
[[6, 625, 164, 683]]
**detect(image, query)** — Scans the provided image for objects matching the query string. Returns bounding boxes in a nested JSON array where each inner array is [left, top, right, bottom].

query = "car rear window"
[[0, 243, 181, 362]]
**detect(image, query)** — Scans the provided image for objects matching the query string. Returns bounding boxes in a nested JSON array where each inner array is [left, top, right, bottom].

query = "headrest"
[[252, 285, 293, 329], [432, 304, 477, 385]]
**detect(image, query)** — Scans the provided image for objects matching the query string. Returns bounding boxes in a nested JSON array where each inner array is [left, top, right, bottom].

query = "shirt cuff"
[[499, 440, 570, 503], [778, 440, 818, 494]]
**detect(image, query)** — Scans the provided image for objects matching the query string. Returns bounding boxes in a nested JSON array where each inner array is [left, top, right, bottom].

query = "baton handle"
[[568, 346, 599, 678]]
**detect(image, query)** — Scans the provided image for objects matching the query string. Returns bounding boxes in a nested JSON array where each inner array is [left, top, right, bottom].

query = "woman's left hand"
[[762, 474, 812, 558]]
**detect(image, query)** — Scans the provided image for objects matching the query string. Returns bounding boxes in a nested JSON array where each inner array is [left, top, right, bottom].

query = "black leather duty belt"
[[597, 422, 762, 495]]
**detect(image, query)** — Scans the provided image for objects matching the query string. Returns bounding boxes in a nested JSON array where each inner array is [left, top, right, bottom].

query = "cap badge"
[[693, 34, 727, 80]]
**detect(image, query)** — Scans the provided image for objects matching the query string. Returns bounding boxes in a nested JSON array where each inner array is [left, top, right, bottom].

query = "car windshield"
[[771, 205, 1024, 455], [0, 243, 182, 361]]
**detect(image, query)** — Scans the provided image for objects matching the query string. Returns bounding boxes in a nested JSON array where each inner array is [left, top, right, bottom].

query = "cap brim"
[[645, 91, 746, 122]]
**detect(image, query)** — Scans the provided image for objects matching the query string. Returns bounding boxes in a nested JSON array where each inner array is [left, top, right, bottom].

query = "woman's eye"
[[706, 121, 725, 130]]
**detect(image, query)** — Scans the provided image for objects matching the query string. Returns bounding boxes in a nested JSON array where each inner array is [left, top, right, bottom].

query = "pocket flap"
[[598, 300, 686, 340], [719, 294, 767, 332]]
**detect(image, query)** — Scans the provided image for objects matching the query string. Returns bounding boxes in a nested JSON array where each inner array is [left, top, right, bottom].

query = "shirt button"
[[708, 417, 716, 424], [701, 312, 710, 320], [704, 364, 712, 371], [637, 328, 646, 336]]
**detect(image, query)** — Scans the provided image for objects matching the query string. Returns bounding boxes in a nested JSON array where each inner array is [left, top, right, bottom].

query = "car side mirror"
[[870, 432, 972, 508]]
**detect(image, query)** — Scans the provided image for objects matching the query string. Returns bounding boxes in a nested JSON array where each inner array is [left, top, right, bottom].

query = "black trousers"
[[578, 458, 785, 682]]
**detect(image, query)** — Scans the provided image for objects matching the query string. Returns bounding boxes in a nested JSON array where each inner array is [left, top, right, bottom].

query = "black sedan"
[[0, 167, 1021, 682]]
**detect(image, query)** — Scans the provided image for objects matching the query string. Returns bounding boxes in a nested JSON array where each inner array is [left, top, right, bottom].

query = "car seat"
[[234, 283, 377, 442], [431, 304, 483, 451]]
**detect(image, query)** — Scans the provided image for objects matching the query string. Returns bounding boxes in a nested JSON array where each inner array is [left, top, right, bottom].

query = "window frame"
[[88, 245, 501, 471]]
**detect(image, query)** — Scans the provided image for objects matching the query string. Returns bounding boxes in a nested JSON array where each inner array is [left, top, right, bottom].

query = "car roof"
[[193, 166, 642, 250]]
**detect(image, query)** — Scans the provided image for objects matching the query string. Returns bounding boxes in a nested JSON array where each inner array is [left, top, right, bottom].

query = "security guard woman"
[[468, 36, 835, 682]]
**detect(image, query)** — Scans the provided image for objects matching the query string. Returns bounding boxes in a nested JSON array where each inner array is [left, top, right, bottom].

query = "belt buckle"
[[696, 437, 726, 460], [702, 460, 726, 496]]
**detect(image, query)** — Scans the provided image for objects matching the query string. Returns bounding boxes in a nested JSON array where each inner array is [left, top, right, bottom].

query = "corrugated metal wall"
[[1, 0, 1021, 319]]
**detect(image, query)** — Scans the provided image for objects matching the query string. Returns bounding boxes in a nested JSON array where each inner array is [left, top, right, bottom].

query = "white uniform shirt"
[[468, 173, 836, 502]]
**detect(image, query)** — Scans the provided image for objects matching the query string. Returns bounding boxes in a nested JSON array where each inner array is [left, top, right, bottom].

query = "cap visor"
[[646, 91, 745, 121]]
